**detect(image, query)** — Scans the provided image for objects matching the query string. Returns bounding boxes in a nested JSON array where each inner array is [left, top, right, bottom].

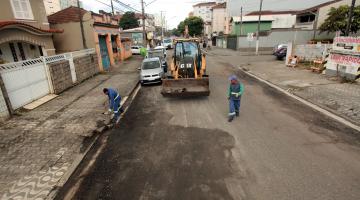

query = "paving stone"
[[0, 57, 141, 198]]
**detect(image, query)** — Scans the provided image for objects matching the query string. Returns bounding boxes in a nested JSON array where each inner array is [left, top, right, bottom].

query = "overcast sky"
[[82, 0, 334, 29]]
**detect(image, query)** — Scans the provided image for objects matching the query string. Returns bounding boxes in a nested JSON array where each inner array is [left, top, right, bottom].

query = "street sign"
[[247, 33, 254, 42]]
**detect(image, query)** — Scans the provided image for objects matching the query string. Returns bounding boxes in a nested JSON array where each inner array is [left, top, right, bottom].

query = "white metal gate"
[[0, 58, 50, 109]]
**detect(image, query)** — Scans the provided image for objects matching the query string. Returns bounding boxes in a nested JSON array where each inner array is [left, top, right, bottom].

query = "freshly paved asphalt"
[[56, 51, 360, 200]]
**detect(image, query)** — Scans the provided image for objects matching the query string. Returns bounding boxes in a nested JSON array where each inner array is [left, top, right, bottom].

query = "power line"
[[113, 0, 141, 12], [92, 0, 125, 13]]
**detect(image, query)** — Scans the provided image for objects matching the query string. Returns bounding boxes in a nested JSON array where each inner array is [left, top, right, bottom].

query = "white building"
[[193, 2, 217, 36], [245, 11, 297, 29], [43, 0, 61, 15], [295, 0, 360, 30], [211, 2, 227, 34], [60, 0, 78, 9]]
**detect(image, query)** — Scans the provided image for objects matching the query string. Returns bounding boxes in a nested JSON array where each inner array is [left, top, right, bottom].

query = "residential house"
[[48, 7, 132, 71], [245, 11, 297, 30], [116, 13, 156, 47], [120, 27, 154, 47], [193, 2, 217, 37], [60, 0, 78, 9], [211, 2, 227, 35], [0, 0, 61, 63], [295, 0, 360, 30], [43, 0, 61, 15], [231, 15, 273, 35]]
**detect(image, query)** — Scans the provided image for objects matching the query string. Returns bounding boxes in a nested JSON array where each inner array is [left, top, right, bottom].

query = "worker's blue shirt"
[[107, 88, 121, 110]]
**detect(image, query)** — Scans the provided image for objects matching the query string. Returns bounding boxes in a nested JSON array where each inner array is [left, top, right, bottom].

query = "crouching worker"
[[103, 88, 123, 123], [228, 75, 244, 122]]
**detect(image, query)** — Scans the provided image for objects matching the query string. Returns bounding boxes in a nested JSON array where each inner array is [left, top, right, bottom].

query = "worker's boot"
[[228, 115, 234, 122], [236, 112, 239, 117]]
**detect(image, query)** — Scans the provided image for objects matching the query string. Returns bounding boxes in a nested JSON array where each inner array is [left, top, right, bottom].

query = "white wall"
[[212, 8, 226, 33], [317, 0, 360, 28], [43, 0, 61, 15], [271, 14, 296, 29], [0, 88, 9, 121], [193, 4, 214, 22]]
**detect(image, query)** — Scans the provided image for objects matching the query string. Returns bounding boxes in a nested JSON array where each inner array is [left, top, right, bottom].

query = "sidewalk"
[[0, 56, 142, 199], [210, 48, 360, 126]]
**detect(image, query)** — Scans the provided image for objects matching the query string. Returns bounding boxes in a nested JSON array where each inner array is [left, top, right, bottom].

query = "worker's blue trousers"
[[113, 97, 121, 119], [229, 98, 241, 116]]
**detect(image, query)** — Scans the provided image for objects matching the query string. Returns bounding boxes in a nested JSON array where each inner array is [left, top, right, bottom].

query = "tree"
[[176, 16, 204, 36], [119, 12, 139, 30], [171, 28, 180, 36], [319, 5, 360, 35]]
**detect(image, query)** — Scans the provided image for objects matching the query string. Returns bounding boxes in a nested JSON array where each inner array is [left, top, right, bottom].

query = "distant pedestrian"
[[228, 75, 244, 122], [103, 88, 123, 123]]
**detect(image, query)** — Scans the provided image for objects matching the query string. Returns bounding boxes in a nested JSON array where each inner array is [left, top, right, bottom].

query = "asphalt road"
[[56, 52, 360, 200]]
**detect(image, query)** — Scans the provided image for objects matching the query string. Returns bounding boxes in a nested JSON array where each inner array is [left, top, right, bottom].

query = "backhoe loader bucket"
[[161, 77, 210, 97]]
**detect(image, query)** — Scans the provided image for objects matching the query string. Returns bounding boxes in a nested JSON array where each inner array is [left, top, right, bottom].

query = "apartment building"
[[43, 0, 61, 15]]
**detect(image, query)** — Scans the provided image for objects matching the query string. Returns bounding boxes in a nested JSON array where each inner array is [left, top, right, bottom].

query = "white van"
[[162, 38, 173, 49]]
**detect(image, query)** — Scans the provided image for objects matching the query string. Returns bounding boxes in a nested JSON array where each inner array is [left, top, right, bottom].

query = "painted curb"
[[238, 67, 360, 132]]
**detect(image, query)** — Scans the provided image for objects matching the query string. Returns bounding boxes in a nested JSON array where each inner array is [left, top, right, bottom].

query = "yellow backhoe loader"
[[161, 38, 210, 97]]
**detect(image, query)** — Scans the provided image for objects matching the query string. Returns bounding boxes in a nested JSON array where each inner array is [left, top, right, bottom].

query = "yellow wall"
[[51, 12, 95, 53], [0, 0, 50, 30]]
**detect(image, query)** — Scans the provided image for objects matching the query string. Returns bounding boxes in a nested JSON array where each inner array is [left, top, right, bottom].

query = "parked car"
[[273, 44, 287, 54], [146, 49, 168, 73], [139, 57, 163, 85], [162, 38, 173, 49], [131, 46, 142, 54], [274, 47, 287, 60]]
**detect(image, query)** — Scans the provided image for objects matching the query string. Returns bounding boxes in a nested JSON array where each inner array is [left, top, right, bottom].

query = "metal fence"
[[0, 49, 95, 110]]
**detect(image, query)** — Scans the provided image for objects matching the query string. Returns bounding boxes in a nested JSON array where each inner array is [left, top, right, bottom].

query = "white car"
[[154, 46, 167, 57], [139, 57, 163, 85], [131, 46, 142, 54], [162, 38, 173, 49]]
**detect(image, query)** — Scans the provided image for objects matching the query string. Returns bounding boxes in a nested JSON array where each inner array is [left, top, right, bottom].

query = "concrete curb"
[[238, 67, 360, 132], [47, 81, 141, 199]]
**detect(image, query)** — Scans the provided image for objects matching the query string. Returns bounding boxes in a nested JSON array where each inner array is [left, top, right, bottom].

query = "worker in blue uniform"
[[228, 75, 244, 122], [103, 88, 123, 122]]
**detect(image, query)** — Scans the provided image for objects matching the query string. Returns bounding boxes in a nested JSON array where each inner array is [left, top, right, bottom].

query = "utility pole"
[[312, 11, 319, 41], [240, 6, 243, 35], [160, 11, 164, 44], [110, 0, 114, 15], [346, 0, 356, 36], [255, 0, 263, 55], [141, 0, 147, 47], [77, 0, 87, 49]]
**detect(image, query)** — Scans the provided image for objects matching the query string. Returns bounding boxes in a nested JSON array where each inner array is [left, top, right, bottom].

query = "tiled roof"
[[193, 2, 216, 7], [0, 21, 63, 33], [246, 10, 298, 16], [212, 2, 226, 9], [297, 0, 342, 14], [48, 6, 88, 24]]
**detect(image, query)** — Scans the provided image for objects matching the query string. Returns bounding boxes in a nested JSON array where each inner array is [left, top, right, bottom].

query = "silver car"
[[139, 57, 163, 85]]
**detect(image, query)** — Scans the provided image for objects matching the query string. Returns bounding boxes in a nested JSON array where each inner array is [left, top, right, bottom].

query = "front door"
[[99, 36, 110, 70]]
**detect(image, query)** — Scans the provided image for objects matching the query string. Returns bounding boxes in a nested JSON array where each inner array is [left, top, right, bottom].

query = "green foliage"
[[177, 16, 204, 36], [119, 12, 139, 30], [319, 5, 360, 35], [171, 28, 180, 36]]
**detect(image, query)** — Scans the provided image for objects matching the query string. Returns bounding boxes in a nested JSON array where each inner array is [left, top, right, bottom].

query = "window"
[[10, 0, 34, 20], [9, 43, 18, 62], [17, 43, 26, 60], [299, 14, 315, 23]]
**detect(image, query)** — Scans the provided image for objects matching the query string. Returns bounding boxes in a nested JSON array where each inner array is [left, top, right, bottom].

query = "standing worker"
[[103, 88, 123, 123], [228, 75, 244, 122]]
